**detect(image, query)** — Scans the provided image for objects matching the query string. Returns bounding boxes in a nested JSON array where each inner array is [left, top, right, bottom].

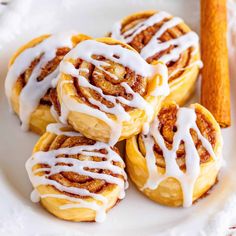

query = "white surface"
[[0, 0, 235, 235]]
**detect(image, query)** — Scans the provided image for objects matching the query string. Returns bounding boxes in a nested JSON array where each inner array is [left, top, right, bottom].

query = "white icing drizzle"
[[142, 107, 217, 207], [46, 123, 82, 137], [143, 32, 199, 63], [59, 40, 169, 145], [30, 189, 41, 203], [63, 40, 163, 77], [26, 123, 128, 222], [111, 11, 170, 43], [111, 11, 200, 64], [168, 60, 203, 78], [5, 32, 75, 130]]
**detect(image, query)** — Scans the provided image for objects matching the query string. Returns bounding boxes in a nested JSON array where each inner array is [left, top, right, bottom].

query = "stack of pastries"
[[5, 11, 222, 222]]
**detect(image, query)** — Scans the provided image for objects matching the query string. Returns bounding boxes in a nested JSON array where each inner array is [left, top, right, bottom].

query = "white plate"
[[0, 0, 236, 235]]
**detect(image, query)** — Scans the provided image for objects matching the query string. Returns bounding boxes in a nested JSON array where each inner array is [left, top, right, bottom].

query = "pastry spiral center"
[[5, 32, 75, 130], [59, 40, 169, 145], [140, 104, 218, 207], [26, 123, 128, 222], [111, 11, 201, 81]]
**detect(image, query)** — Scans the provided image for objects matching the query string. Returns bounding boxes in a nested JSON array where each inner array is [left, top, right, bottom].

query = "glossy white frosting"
[[141, 106, 218, 207], [26, 123, 128, 222], [59, 40, 169, 145], [5, 32, 75, 130]]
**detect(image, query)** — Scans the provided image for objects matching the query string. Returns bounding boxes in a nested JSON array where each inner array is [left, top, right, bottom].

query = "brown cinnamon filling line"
[[138, 104, 217, 170], [55, 51, 148, 116], [37, 133, 124, 199], [16, 47, 70, 106], [121, 15, 192, 82], [51, 52, 148, 116]]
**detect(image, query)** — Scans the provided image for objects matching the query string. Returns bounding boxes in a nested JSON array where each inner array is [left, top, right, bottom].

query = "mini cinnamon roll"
[[5, 33, 91, 134], [26, 123, 128, 222], [110, 10, 202, 105], [126, 102, 222, 207], [56, 37, 169, 145]]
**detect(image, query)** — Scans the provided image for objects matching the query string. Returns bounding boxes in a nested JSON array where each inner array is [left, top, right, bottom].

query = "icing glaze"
[[141, 107, 218, 207], [46, 123, 82, 136], [59, 40, 169, 145], [111, 11, 200, 64], [26, 123, 128, 222], [5, 32, 75, 130], [111, 11, 170, 43], [168, 60, 203, 78]]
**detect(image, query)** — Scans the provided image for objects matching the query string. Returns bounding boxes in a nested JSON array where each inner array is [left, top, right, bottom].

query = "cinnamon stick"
[[201, 0, 231, 127]]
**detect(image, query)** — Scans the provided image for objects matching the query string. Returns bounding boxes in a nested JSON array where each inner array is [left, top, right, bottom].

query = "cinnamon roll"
[[26, 123, 127, 222], [110, 10, 202, 105], [56, 37, 169, 145], [126, 102, 222, 207], [5, 32, 90, 134]]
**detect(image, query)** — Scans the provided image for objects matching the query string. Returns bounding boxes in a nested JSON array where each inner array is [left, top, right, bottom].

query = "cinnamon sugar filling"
[[121, 15, 193, 81], [138, 104, 217, 170], [52, 52, 148, 115], [16, 47, 70, 106], [37, 134, 123, 199]]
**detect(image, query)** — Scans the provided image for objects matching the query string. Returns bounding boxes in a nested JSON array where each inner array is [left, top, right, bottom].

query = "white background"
[[0, 1, 235, 235]]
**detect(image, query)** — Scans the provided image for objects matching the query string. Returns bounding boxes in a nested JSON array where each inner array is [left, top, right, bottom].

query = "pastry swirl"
[[57, 37, 169, 145], [110, 10, 202, 105], [26, 123, 127, 222], [5, 32, 90, 134], [126, 102, 222, 207]]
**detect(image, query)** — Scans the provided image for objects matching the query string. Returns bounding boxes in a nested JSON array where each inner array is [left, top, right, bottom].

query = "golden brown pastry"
[[110, 10, 202, 105], [56, 37, 169, 145], [26, 123, 127, 222], [5, 33, 91, 135], [126, 102, 222, 207]]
